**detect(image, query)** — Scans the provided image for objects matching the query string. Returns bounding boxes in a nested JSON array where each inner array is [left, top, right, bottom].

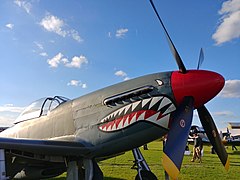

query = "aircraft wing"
[[0, 137, 93, 157], [222, 140, 240, 146], [188, 137, 240, 147], [188, 137, 210, 145]]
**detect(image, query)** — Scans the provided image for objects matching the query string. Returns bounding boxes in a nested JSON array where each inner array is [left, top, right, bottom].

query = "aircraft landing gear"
[[0, 149, 8, 180], [83, 159, 103, 180], [66, 158, 103, 180], [132, 148, 157, 180], [66, 161, 78, 180]]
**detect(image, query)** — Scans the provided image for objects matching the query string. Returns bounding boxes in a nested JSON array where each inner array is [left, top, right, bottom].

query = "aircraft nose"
[[171, 70, 225, 108]]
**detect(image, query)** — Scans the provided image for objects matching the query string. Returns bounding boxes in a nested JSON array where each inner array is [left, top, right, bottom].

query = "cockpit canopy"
[[14, 96, 70, 124]]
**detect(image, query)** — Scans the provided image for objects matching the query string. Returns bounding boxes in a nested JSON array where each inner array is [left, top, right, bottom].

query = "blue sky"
[[0, 0, 240, 130]]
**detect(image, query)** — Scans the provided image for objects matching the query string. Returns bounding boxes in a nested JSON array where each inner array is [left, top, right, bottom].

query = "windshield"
[[14, 96, 70, 124]]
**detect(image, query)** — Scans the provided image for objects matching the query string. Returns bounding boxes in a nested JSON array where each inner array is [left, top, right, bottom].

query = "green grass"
[[50, 140, 240, 179]]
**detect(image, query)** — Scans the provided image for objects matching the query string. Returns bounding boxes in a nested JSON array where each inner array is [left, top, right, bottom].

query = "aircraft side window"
[[41, 99, 61, 116], [14, 96, 70, 124], [49, 99, 60, 111], [41, 99, 52, 116]]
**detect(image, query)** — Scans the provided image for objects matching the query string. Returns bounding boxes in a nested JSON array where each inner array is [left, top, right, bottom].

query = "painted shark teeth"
[[131, 101, 141, 111], [142, 98, 152, 108], [99, 96, 176, 132], [149, 96, 163, 109]]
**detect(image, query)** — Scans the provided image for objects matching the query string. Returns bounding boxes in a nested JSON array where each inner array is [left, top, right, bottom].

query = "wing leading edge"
[[0, 137, 93, 157]]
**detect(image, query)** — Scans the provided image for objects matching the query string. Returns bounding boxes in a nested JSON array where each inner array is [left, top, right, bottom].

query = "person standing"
[[191, 133, 203, 163], [143, 144, 148, 150]]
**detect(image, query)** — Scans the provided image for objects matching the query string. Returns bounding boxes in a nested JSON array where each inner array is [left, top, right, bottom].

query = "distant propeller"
[[197, 106, 230, 170], [149, 0, 187, 73], [197, 48, 204, 70]]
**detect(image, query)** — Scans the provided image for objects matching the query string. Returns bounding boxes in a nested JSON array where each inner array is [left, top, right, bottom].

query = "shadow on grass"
[[230, 163, 240, 167], [230, 160, 240, 166], [104, 177, 126, 180], [52, 177, 125, 180], [227, 151, 240, 155]]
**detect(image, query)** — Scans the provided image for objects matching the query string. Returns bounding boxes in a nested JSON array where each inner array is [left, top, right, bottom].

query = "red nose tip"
[[171, 70, 225, 108]]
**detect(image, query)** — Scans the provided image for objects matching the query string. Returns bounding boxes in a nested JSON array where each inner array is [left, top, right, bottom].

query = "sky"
[[0, 0, 240, 130]]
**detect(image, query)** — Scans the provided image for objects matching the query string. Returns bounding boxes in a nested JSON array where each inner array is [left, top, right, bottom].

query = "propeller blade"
[[149, 0, 187, 73], [163, 96, 194, 179], [197, 105, 230, 171], [197, 48, 204, 70]]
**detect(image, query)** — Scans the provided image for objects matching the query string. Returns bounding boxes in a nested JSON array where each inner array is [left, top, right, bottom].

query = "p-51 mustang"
[[0, 1, 229, 179]]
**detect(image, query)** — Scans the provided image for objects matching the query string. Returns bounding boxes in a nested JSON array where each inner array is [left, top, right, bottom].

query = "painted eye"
[[156, 79, 163, 86]]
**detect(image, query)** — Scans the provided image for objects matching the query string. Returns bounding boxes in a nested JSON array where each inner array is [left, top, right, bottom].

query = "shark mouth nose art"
[[99, 96, 176, 132]]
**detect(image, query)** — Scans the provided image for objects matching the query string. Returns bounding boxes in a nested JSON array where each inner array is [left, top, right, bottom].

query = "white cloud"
[[40, 14, 83, 42], [218, 80, 240, 98], [4, 104, 13, 107], [0, 116, 15, 127], [115, 70, 127, 77], [47, 53, 64, 68], [70, 29, 83, 42], [212, 111, 236, 117], [0, 104, 25, 126], [40, 14, 67, 37], [116, 28, 128, 38], [81, 83, 87, 88], [39, 52, 48, 57], [219, 0, 240, 14], [212, 110, 240, 129], [67, 80, 79, 86], [65, 55, 88, 68], [34, 42, 44, 50], [14, 0, 31, 14], [115, 70, 130, 81], [212, 0, 240, 45], [67, 80, 87, 88], [47, 53, 88, 68], [124, 77, 130, 81], [61, 58, 69, 64], [33, 42, 48, 57], [5, 23, 14, 29], [0, 104, 25, 113]]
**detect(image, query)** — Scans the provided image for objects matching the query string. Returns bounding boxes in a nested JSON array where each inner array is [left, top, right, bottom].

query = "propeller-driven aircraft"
[[221, 128, 240, 146], [188, 125, 240, 148], [188, 125, 210, 144], [0, 1, 229, 179], [221, 129, 240, 147]]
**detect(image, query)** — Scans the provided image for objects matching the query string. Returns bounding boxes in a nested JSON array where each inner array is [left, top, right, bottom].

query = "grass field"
[[50, 140, 240, 180]]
